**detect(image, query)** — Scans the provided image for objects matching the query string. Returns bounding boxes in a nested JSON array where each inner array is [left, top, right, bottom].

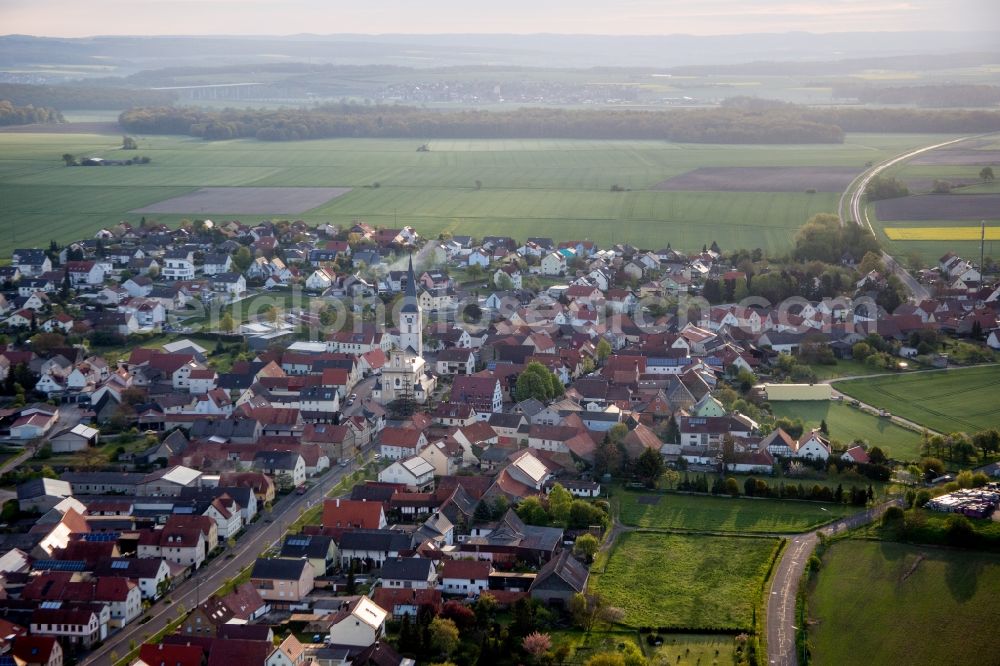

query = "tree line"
[[0, 83, 175, 111], [119, 102, 1000, 144], [833, 84, 1000, 108], [119, 103, 846, 143], [0, 100, 63, 126]]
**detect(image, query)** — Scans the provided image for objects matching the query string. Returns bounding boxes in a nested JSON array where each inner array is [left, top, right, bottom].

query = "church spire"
[[401, 253, 419, 313]]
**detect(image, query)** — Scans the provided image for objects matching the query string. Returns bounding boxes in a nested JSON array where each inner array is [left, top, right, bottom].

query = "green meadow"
[[808, 540, 1000, 666], [834, 366, 1000, 434], [592, 532, 779, 630], [769, 400, 924, 461]]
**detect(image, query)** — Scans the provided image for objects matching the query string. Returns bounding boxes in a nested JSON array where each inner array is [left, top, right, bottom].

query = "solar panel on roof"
[[84, 532, 120, 542], [40, 601, 62, 609], [287, 537, 310, 547], [35, 560, 87, 572], [111, 560, 130, 569]]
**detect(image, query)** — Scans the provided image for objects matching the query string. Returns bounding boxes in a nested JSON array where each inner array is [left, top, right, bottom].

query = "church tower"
[[399, 254, 422, 355]]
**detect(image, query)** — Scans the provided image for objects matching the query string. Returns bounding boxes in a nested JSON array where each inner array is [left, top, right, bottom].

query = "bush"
[[882, 505, 905, 524], [945, 514, 975, 547]]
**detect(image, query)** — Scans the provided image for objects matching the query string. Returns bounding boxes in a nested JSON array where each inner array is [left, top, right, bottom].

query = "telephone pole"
[[980, 219, 986, 294]]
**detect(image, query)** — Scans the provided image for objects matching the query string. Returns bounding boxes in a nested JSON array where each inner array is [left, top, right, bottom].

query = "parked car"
[[296, 484, 308, 495]]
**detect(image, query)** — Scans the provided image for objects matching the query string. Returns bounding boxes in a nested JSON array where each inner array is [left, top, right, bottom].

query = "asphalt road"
[[340, 375, 377, 419], [839, 135, 973, 303], [0, 446, 32, 476], [79, 461, 358, 665], [766, 499, 903, 666]]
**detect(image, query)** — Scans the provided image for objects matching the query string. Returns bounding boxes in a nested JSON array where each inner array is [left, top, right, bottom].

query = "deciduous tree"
[[429, 617, 459, 657]]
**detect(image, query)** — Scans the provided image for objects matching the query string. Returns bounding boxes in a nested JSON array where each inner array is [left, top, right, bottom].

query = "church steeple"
[[398, 253, 422, 355], [401, 253, 419, 313]]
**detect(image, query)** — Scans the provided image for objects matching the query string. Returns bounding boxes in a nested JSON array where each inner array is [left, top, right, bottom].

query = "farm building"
[[761, 383, 832, 401]]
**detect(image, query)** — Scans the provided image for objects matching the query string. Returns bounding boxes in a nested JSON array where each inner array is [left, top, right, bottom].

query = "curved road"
[[80, 462, 359, 665], [766, 500, 903, 666], [838, 135, 972, 303]]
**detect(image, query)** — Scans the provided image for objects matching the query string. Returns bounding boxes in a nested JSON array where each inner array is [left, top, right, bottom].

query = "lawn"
[[592, 532, 780, 630], [808, 539, 1000, 666], [549, 630, 739, 665], [834, 366, 1000, 434], [615, 488, 855, 533], [805, 358, 905, 380], [769, 400, 924, 461], [0, 131, 960, 258]]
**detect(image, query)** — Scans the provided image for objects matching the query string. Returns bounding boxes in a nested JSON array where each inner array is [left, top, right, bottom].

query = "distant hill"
[[2, 31, 1000, 75]]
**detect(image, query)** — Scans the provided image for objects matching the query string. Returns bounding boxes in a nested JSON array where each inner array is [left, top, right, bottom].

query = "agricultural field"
[[866, 137, 1000, 262], [769, 400, 924, 460], [615, 489, 855, 533], [807, 540, 1000, 666], [591, 532, 779, 630], [834, 366, 1000, 434], [0, 129, 961, 258], [883, 225, 1000, 241]]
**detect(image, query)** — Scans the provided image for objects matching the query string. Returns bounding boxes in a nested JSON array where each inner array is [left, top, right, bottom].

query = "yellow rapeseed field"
[[884, 226, 1000, 240]]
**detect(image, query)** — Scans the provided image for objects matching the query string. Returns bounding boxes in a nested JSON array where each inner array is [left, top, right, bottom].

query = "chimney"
[[335, 498, 340, 508]]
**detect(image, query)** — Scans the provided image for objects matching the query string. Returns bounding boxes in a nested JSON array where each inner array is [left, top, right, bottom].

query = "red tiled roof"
[[140, 642, 205, 666], [380, 426, 424, 446], [205, 638, 273, 666], [371, 587, 442, 614], [321, 498, 383, 530], [441, 559, 491, 580]]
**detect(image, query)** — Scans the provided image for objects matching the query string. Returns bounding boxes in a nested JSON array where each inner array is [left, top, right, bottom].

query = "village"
[[0, 217, 998, 666]]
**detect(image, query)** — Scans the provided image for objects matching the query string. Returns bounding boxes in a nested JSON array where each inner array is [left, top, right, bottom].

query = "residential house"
[[440, 559, 491, 596], [138, 527, 207, 570], [202, 253, 233, 276], [541, 252, 567, 276], [371, 588, 443, 620], [796, 430, 832, 461], [326, 596, 387, 648], [378, 456, 435, 492], [249, 558, 315, 604], [450, 375, 503, 419], [528, 549, 590, 605], [435, 348, 476, 376], [93, 558, 171, 601], [162, 249, 196, 281], [29, 605, 107, 649], [337, 529, 411, 569], [379, 427, 428, 460], [379, 558, 437, 590], [279, 534, 337, 577], [322, 498, 387, 531], [252, 451, 306, 491], [10, 636, 63, 666]]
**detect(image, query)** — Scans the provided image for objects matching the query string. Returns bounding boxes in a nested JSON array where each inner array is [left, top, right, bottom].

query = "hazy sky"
[[3, 0, 998, 37]]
